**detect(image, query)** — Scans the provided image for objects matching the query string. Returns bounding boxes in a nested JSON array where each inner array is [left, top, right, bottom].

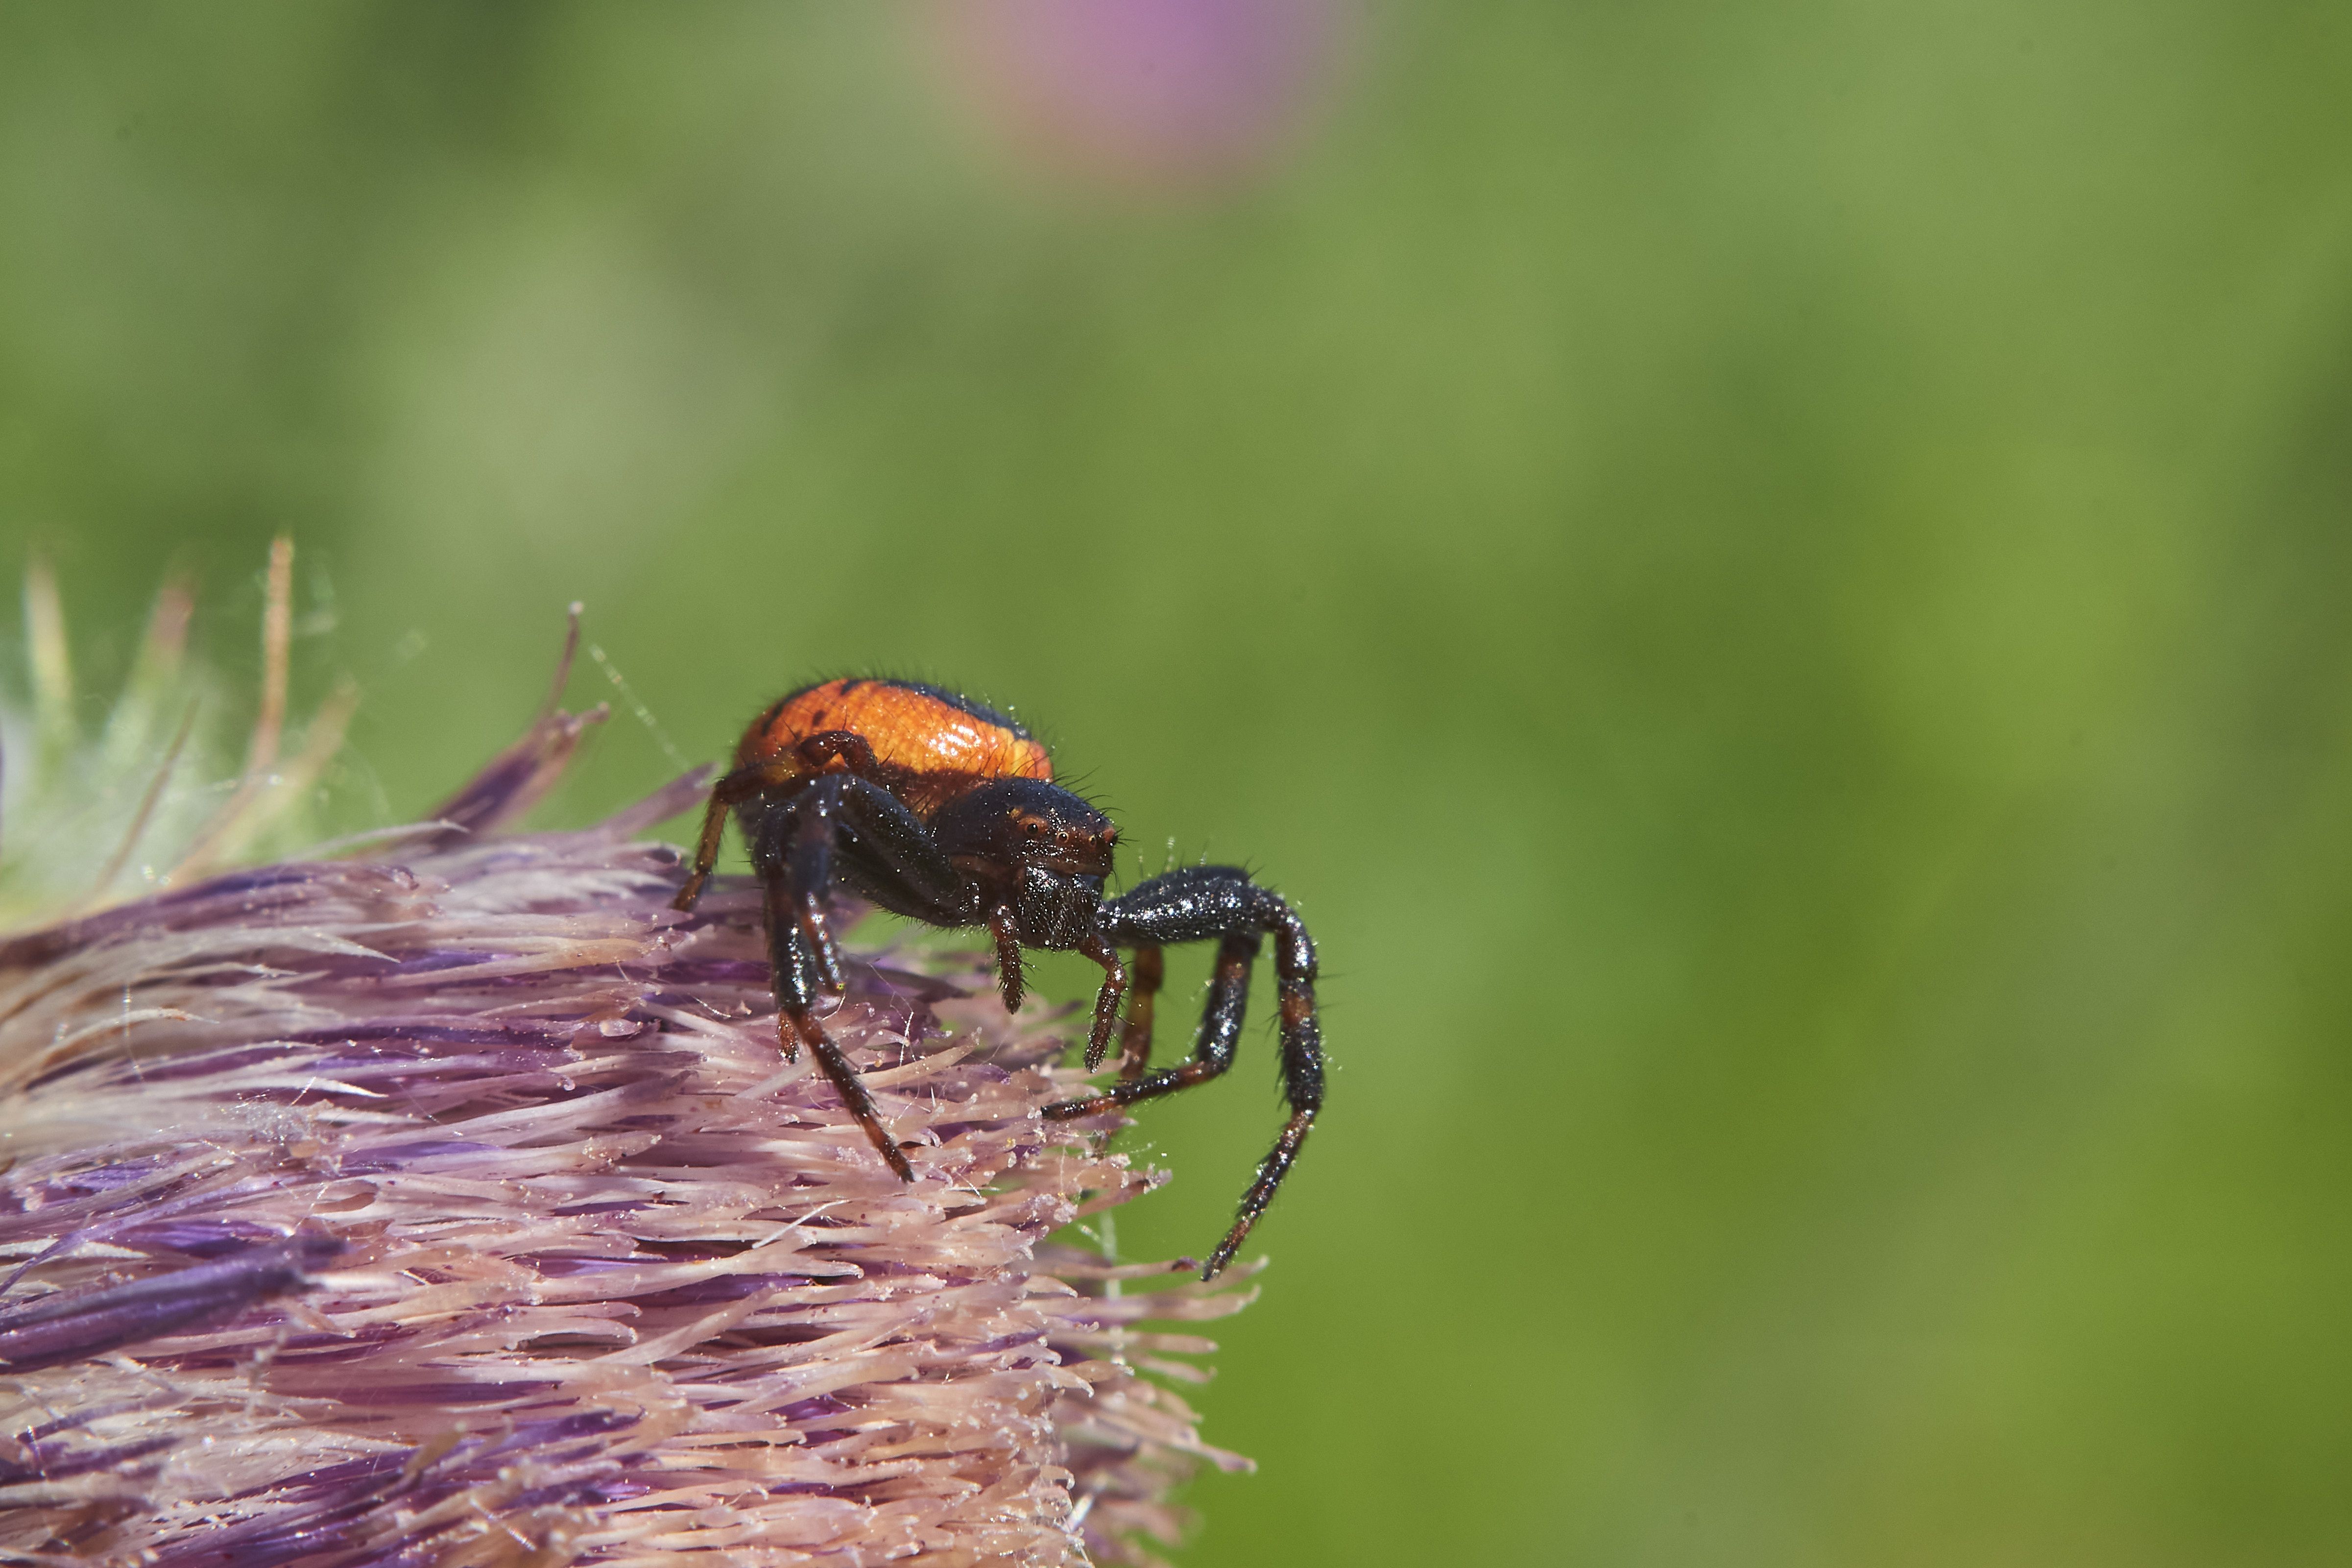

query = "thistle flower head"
[[0, 553, 1250, 1567]]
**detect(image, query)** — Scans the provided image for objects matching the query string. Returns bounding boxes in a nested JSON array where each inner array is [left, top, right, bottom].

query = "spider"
[[671, 677, 1322, 1279]]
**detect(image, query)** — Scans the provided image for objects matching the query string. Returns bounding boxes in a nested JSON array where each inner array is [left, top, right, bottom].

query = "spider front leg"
[[1043, 866, 1323, 1279]]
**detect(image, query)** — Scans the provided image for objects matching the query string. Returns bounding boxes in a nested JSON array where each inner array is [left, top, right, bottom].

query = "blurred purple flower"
[[0, 555, 1250, 1567], [931, 0, 1348, 193]]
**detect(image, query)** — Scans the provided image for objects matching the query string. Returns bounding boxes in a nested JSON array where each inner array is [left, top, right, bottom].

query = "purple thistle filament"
[[0, 685, 1249, 1565]]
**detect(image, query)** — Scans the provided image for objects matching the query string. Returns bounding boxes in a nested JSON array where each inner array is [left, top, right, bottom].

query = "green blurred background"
[[6, 2, 2352, 1562]]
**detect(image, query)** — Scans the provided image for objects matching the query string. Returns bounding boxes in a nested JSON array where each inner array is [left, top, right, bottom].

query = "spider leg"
[[1043, 866, 1322, 1279], [761, 883, 912, 1179], [1078, 930, 1128, 1072], [760, 870, 824, 1067], [824, 783, 968, 922], [778, 793, 849, 993], [1115, 944, 1163, 1081], [756, 772, 972, 989], [748, 773, 968, 1182], [672, 759, 803, 911], [786, 1005, 915, 1182], [674, 790, 731, 912]]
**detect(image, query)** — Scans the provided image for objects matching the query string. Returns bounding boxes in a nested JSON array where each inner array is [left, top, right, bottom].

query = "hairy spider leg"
[[1042, 866, 1323, 1279], [749, 787, 906, 1180], [781, 781, 855, 992], [1077, 930, 1128, 1071], [811, 780, 971, 925], [758, 873, 901, 1175], [1113, 944, 1164, 1080], [740, 772, 977, 1182], [672, 758, 802, 911]]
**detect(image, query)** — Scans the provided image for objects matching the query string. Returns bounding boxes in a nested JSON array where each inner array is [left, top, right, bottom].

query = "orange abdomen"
[[740, 678, 1052, 815]]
